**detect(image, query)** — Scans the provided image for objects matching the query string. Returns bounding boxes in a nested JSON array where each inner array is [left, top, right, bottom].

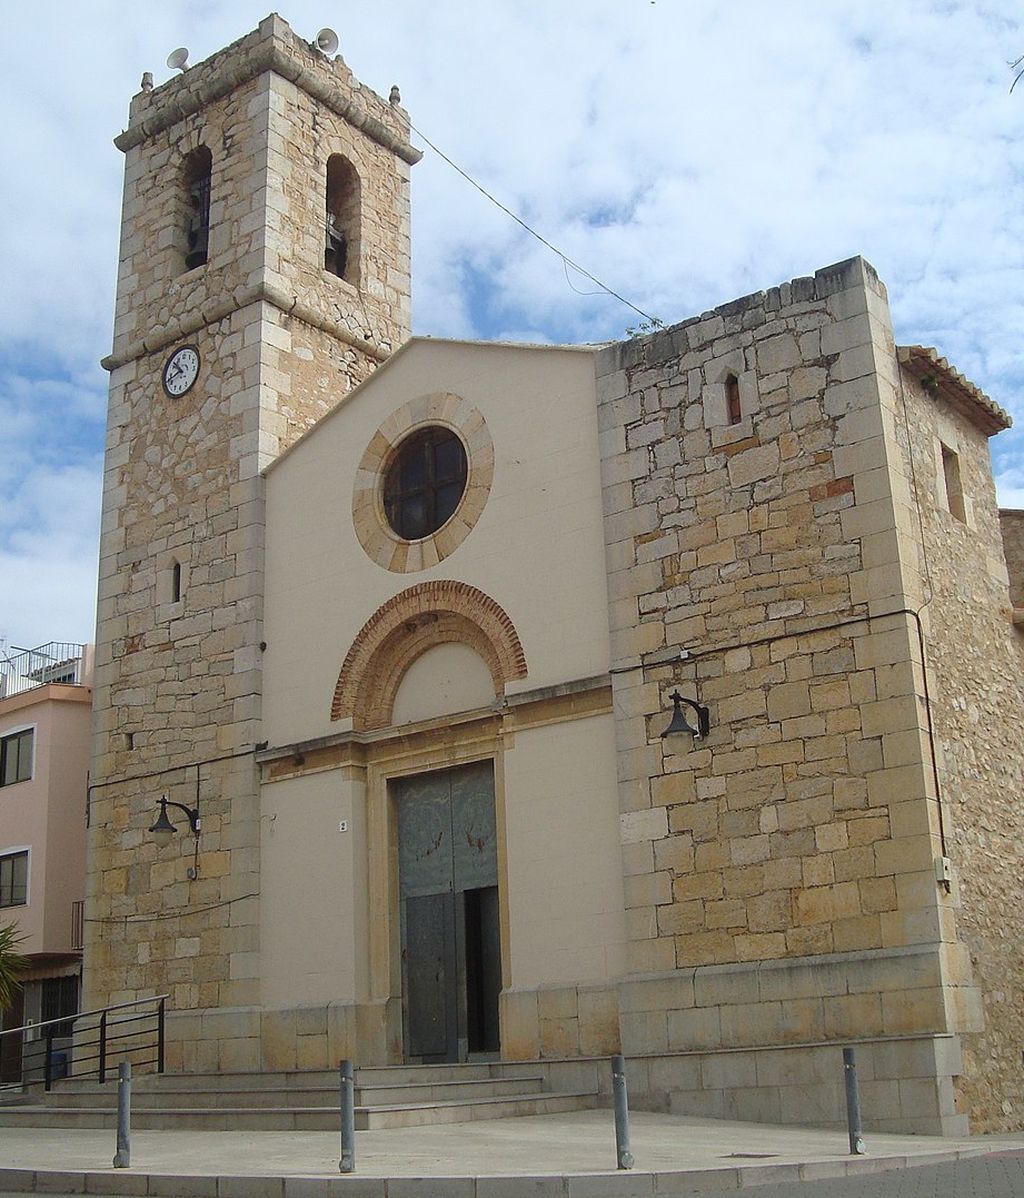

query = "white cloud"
[[0, 0, 1021, 644], [0, 461, 101, 650]]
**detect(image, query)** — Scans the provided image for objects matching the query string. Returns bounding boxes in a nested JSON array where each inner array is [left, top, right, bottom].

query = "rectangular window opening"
[[726, 375, 742, 425], [0, 729, 33, 787], [0, 851, 28, 908], [942, 444, 966, 522]]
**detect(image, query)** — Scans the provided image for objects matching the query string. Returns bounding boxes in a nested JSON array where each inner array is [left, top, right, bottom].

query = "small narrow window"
[[725, 374, 742, 425], [183, 147, 212, 272], [171, 560, 182, 603], [325, 154, 360, 284], [941, 444, 965, 522], [0, 851, 28, 907], [0, 728, 33, 787]]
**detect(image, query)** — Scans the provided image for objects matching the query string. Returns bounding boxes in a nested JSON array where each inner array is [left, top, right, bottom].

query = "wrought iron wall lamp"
[[661, 690, 710, 740], [148, 794, 201, 846]]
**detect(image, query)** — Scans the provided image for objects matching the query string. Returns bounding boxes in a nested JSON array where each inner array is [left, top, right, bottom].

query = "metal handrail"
[[0, 994, 168, 1091], [0, 993, 168, 1040]]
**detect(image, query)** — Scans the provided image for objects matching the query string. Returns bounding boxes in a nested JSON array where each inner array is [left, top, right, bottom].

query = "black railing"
[[70, 900, 85, 951], [0, 994, 167, 1091], [0, 642, 86, 698]]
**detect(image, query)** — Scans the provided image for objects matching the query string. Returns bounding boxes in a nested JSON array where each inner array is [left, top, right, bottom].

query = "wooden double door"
[[394, 761, 501, 1062]]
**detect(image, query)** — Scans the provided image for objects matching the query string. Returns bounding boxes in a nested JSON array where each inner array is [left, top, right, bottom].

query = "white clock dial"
[[163, 346, 201, 397]]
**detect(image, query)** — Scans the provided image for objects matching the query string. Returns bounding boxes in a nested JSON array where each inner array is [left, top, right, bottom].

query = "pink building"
[[0, 642, 92, 1082]]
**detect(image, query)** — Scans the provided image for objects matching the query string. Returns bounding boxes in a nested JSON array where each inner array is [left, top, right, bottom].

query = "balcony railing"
[[0, 642, 87, 699], [71, 900, 85, 951]]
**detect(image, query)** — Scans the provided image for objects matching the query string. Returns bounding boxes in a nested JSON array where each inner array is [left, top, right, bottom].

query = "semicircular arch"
[[331, 581, 527, 730]]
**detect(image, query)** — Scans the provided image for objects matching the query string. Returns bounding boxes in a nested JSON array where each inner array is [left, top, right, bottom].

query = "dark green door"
[[395, 760, 501, 1062]]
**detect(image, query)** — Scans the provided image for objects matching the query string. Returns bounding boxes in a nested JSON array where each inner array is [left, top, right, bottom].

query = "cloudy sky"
[[0, 0, 1021, 652]]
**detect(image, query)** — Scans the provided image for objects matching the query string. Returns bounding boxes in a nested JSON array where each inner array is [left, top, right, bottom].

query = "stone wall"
[[894, 369, 1024, 1131], [594, 258, 978, 1133], [86, 16, 415, 1016], [596, 257, 953, 973]]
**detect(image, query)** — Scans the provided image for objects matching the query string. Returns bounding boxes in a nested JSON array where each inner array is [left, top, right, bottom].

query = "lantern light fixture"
[[148, 794, 201, 846], [661, 690, 710, 740]]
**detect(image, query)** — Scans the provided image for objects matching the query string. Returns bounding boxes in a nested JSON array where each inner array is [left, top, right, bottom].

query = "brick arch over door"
[[331, 581, 528, 730]]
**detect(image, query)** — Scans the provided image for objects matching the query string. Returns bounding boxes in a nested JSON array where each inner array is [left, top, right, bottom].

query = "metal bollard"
[[113, 1061, 131, 1168], [611, 1054, 634, 1170], [339, 1059, 356, 1173], [843, 1047, 866, 1155]]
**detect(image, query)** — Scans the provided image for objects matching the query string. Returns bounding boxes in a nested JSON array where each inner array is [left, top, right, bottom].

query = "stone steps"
[[0, 1061, 600, 1130], [0, 1090, 597, 1131], [28, 1073, 549, 1110]]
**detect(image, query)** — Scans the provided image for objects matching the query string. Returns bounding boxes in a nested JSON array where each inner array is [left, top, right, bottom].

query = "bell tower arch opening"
[[325, 153, 360, 284], [181, 145, 212, 273]]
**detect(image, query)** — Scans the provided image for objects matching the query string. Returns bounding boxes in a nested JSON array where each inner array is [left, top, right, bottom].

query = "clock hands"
[[164, 349, 199, 396]]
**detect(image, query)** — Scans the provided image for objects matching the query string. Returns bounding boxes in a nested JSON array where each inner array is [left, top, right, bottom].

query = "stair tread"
[[50, 1074, 544, 1095], [5, 1090, 595, 1116]]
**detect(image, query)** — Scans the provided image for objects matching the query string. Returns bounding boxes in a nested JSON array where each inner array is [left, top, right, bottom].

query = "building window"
[[324, 154, 360, 283], [0, 729, 33, 787], [183, 146, 212, 272], [941, 444, 966, 522], [0, 851, 28, 907], [171, 560, 182, 604], [384, 427, 468, 540], [725, 374, 742, 425]]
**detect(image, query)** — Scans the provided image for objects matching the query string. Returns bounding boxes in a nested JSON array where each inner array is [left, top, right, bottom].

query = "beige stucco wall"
[[502, 713, 625, 988], [391, 643, 495, 724], [0, 686, 90, 955], [257, 705, 625, 1022], [260, 770, 368, 1010], [262, 339, 609, 748]]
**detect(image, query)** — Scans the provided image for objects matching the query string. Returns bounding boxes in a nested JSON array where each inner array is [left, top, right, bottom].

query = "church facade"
[[85, 15, 1024, 1135]]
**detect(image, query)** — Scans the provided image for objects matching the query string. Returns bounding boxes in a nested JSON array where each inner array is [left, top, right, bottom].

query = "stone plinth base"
[[626, 1035, 966, 1137]]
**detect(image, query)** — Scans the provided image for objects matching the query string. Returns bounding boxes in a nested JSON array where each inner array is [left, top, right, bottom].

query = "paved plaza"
[[2, 1109, 1024, 1196]]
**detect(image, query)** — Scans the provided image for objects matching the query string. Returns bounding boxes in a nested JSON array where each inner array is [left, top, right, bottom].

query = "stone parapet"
[[116, 14, 420, 166]]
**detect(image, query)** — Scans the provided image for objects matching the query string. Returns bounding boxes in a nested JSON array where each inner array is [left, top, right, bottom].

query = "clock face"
[[162, 346, 201, 397]]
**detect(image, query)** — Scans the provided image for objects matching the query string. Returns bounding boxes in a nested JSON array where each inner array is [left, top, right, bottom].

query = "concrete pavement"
[[1, 1109, 1023, 1196]]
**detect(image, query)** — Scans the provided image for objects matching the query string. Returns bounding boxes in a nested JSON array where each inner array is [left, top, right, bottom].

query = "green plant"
[[625, 318, 665, 340], [0, 923, 28, 1013]]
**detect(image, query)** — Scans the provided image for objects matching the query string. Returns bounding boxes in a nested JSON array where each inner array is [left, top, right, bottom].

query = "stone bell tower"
[[85, 15, 419, 1042]]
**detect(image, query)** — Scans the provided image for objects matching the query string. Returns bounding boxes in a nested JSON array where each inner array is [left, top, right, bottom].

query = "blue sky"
[[1, 0, 1021, 650]]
